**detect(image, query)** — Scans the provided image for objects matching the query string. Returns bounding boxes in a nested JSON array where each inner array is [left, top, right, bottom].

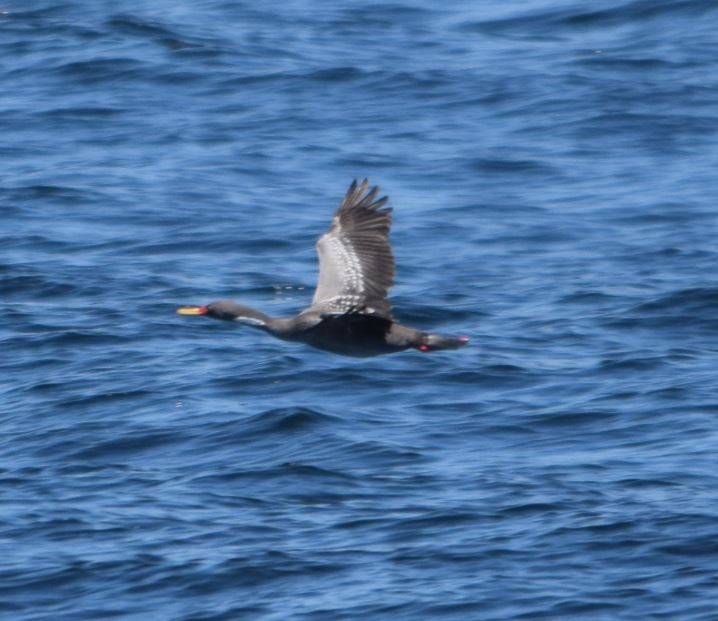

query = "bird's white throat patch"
[[234, 316, 266, 327]]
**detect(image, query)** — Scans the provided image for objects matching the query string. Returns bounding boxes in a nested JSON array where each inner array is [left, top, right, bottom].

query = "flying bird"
[[177, 179, 469, 357]]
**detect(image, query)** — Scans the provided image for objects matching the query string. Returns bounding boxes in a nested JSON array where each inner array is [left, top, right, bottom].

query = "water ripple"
[[2, 0, 718, 619]]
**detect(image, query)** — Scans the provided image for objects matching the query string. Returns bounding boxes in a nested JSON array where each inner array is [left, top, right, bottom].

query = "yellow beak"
[[176, 305, 208, 316]]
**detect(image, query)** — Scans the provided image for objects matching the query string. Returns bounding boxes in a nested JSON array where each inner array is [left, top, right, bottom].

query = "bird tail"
[[417, 333, 469, 352]]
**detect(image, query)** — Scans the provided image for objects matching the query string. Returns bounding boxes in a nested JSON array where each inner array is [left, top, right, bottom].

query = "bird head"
[[176, 300, 268, 325], [176, 300, 236, 320]]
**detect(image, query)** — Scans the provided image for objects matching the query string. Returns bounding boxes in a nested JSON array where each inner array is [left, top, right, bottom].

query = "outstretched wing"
[[311, 179, 394, 317]]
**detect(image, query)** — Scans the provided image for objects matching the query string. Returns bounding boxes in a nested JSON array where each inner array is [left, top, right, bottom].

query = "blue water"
[[2, 1, 718, 619]]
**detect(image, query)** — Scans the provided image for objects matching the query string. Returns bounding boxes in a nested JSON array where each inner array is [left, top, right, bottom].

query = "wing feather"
[[311, 179, 394, 316]]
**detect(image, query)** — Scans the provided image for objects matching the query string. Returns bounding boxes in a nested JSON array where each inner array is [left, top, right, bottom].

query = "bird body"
[[177, 180, 468, 357]]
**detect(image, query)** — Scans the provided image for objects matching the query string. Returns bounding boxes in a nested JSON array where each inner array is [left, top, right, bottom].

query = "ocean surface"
[[2, 1, 718, 619]]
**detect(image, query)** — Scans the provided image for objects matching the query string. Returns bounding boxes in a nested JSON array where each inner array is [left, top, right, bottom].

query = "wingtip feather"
[[340, 178, 390, 213]]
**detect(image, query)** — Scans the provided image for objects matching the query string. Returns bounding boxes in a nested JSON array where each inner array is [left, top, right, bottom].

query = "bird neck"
[[221, 304, 272, 328], [229, 306, 298, 339], [262, 316, 301, 340]]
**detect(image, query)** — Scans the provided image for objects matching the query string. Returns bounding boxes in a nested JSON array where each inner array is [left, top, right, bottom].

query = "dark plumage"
[[177, 179, 469, 357]]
